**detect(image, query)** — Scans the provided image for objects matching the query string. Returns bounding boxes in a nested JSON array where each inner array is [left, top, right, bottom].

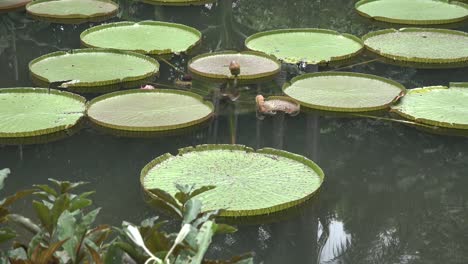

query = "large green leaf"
[[29, 49, 160, 93], [363, 28, 468, 66], [355, 0, 468, 25], [141, 0, 216, 6], [0, 88, 85, 138], [141, 144, 324, 217], [188, 51, 281, 82], [87, 89, 214, 132], [245, 28, 364, 64], [391, 83, 468, 129], [81, 21, 201, 56], [0, 0, 30, 11], [282, 72, 405, 112], [26, 0, 118, 24]]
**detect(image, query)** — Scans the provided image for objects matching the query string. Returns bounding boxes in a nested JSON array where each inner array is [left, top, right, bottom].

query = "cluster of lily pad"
[[1, 0, 468, 218]]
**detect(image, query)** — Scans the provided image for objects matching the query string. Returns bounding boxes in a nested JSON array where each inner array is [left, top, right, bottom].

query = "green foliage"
[[0, 176, 254, 264], [3, 178, 111, 264], [110, 184, 253, 264]]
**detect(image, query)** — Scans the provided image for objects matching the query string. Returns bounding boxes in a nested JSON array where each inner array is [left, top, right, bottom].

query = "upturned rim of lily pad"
[[0, 0, 31, 12], [0, 87, 86, 138], [86, 89, 214, 132], [282, 71, 406, 112], [245, 28, 365, 64], [355, 0, 468, 25], [26, 0, 119, 24], [362, 28, 468, 65], [140, 144, 325, 217], [140, 0, 216, 6], [391, 82, 468, 129], [29, 48, 160, 92], [80, 20, 202, 56], [188, 51, 281, 82]]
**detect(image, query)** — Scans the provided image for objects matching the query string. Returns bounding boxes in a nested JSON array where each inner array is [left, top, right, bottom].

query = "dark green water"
[[1, 0, 468, 263]]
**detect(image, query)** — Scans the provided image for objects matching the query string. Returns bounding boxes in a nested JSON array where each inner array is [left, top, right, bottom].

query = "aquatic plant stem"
[[159, 57, 186, 75], [351, 113, 435, 129], [328, 58, 379, 71]]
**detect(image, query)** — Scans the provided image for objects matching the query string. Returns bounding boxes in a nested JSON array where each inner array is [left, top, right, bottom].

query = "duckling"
[[229, 60, 240, 76]]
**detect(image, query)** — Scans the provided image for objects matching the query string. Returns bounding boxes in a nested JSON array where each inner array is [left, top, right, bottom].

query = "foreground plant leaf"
[[81, 21, 201, 56], [141, 144, 324, 217], [0, 0, 30, 12], [26, 0, 118, 24], [283, 72, 405, 112], [355, 0, 468, 25], [29, 49, 160, 93], [363, 28, 468, 67], [391, 83, 468, 129], [245, 28, 364, 64], [87, 89, 214, 132], [188, 51, 281, 82], [0, 88, 85, 138]]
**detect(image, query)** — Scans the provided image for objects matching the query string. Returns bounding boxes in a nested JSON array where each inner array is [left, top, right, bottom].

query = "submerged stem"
[[159, 57, 186, 75], [328, 58, 379, 72]]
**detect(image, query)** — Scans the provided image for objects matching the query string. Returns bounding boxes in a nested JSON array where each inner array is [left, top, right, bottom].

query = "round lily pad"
[[0, 88, 85, 138], [245, 29, 364, 64], [87, 89, 214, 132], [363, 28, 468, 66], [141, 0, 216, 6], [188, 51, 281, 82], [355, 0, 468, 25], [141, 144, 324, 216], [26, 0, 118, 24], [0, 0, 30, 12], [391, 83, 468, 129], [282, 72, 405, 112], [29, 49, 160, 93], [80, 21, 201, 56]]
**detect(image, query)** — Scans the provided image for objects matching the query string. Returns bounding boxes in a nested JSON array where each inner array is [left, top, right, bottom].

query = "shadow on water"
[[1, 0, 468, 263]]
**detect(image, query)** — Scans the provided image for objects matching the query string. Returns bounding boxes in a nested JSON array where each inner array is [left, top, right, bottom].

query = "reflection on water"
[[1, 0, 468, 263]]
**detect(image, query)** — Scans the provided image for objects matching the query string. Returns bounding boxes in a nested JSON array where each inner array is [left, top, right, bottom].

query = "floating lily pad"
[[87, 89, 214, 132], [29, 49, 160, 93], [282, 72, 405, 112], [26, 0, 118, 24], [391, 83, 468, 129], [141, 0, 216, 6], [363, 28, 468, 66], [141, 144, 324, 216], [0, 0, 30, 12], [355, 0, 468, 25], [188, 51, 281, 82], [81, 21, 201, 56], [245, 29, 364, 64], [0, 88, 85, 138]]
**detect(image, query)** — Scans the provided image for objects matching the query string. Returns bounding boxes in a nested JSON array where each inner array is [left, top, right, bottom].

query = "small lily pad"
[[141, 144, 324, 216], [355, 0, 468, 25], [87, 89, 214, 132], [363, 28, 468, 66], [283, 72, 405, 112], [0, 0, 30, 12], [26, 0, 118, 24], [188, 51, 281, 82], [245, 28, 364, 64], [141, 0, 216, 6], [29, 49, 160, 93], [391, 83, 468, 129], [0, 88, 85, 138], [81, 21, 201, 56]]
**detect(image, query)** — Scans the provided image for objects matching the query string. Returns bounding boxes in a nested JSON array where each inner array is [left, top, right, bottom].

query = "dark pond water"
[[1, 0, 468, 263]]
